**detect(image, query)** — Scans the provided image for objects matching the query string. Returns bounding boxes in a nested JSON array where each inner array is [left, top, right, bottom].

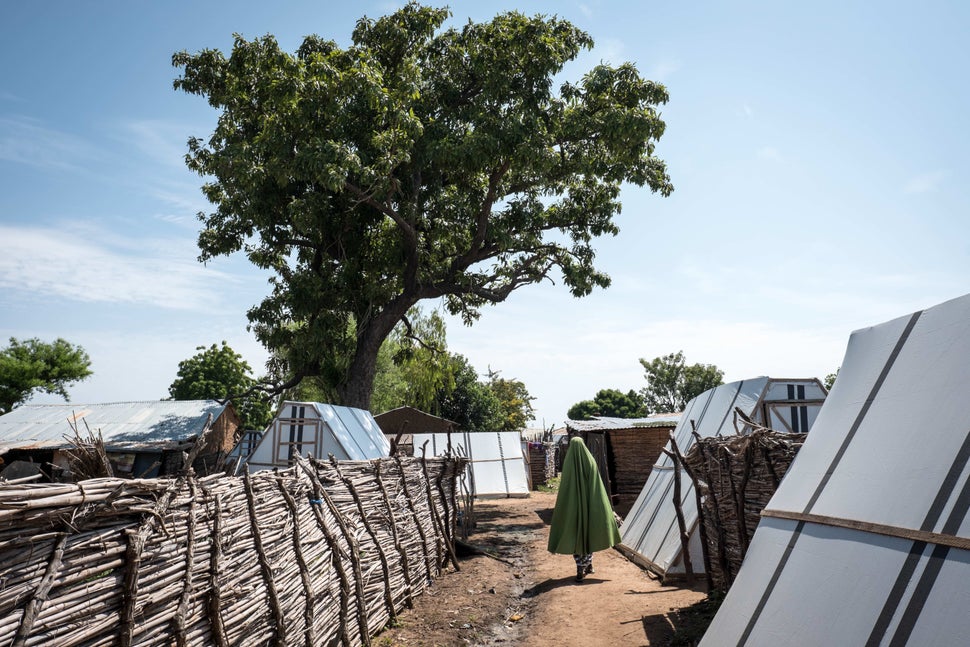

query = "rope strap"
[[761, 509, 970, 551]]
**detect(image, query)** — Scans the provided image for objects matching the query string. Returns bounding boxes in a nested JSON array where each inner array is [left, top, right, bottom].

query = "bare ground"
[[374, 491, 709, 647]]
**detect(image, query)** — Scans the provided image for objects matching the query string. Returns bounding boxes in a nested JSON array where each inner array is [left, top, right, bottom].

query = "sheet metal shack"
[[565, 414, 682, 517], [0, 400, 240, 481]]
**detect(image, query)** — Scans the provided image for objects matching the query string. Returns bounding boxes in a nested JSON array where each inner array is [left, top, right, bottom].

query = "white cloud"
[[21, 326, 270, 405], [154, 212, 199, 227], [0, 224, 239, 311], [446, 304, 849, 427], [903, 170, 946, 194], [122, 120, 196, 171], [0, 116, 100, 171]]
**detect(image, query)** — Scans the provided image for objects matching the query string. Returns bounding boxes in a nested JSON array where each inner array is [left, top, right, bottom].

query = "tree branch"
[[398, 314, 445, 355], [450, 160, 512, 274], [344, 179, 421, 293]]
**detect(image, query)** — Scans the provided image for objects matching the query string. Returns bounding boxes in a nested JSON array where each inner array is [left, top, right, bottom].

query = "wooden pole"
[[663, 444, 694, 585]]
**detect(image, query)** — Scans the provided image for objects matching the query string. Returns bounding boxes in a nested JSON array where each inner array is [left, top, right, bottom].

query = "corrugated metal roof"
[[0, 401, 228, 452], [565, 413, 682, 431]]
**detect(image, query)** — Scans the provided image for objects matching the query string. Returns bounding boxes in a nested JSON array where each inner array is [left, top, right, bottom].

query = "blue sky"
[[2, 1, 968, 428]]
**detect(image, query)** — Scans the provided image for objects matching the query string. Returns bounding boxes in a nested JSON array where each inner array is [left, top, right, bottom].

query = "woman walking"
[[547, 436, 621, 581]]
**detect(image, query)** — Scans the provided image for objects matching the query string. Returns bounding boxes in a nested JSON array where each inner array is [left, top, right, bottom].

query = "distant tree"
[[567, 388, 645, 420], [0, 337, 92, 413], [436, 355, 502, 432], [371, 309, 454, 414], [168, 342, 273, 430], [173, 3, 672, 410], [823, 368, 840, 391], [639, 351, 723, 413], [369, 341, 407, 414], [487, 370, 535, 430], [567, 399, 599, 421]]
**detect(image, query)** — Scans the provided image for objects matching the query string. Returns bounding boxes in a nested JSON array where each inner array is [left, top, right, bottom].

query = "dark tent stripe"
[[866, 427, 970, 645], [738, 311, 922, 646]]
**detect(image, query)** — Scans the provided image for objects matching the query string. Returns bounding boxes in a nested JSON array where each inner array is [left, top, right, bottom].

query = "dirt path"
[[375, 491, 707, 647]]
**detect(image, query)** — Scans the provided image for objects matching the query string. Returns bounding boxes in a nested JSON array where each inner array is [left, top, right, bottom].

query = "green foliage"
[[537, 475, 560, 493], [487, 370, 535, 430], [168, 342, 273, 430], [0, 337, 93, 413], [173, 3, 672, 408], [436, 355, 502, 432], [567, 388, 646, 420], [639, 351, 724, 413], [823, 368, 839, 391], [371, 308, 454, 414]]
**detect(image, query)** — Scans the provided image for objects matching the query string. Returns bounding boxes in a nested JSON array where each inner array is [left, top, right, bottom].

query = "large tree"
[[639, 351, 723, 413], [567, 388, 646, 420], [173, 3, 672, 409], [0, 337, 92, 413], [168, 342, 273, 430]]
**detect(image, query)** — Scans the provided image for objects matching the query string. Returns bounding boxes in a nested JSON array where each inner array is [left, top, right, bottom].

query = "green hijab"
[[547, 436, 621, 555]]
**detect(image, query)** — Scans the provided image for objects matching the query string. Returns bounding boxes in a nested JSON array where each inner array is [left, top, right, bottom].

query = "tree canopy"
[[0, 337, 92, 413], [168, 342, 273, 430], [435, 354, 502, 432], [173, 3, 672, 409], [486, 369, 535, 431], [567, 388, 646, 420], [639, 351, 723, 413]]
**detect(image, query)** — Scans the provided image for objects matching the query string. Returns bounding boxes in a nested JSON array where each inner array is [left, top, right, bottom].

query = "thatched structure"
[[682, 428, 806, 592], [0, 453, 466, 646]]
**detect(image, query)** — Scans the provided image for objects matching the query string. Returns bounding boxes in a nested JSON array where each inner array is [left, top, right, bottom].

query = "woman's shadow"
[[522, 574, 602, 598]]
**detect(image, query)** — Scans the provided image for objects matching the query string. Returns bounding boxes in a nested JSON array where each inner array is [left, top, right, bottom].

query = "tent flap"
[[701, 293, 970, 646]]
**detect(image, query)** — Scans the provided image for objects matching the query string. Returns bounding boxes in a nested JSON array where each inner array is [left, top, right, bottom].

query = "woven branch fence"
[[0, 454, 466, 647], [681, 429, 806, 593]]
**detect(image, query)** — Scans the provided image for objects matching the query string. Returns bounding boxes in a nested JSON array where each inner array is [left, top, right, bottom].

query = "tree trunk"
[[338, 346, 380, 410], [336, 300, 414, 410]]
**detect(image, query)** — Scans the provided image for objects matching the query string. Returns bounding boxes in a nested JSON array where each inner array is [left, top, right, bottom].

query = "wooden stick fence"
[[682, 427, 805, 593], [0, 454, 466, 646]]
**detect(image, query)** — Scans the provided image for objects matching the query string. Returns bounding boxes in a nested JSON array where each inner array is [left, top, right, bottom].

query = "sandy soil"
[[374, 491, 708, 647]]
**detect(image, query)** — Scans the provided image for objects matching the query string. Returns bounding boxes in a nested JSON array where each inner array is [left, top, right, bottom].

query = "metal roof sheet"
[[0, 401, 228, 451], [565, 413, 682, 431]]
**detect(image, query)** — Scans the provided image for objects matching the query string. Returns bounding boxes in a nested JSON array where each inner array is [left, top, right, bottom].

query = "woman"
[[547, 436, 621, 581]]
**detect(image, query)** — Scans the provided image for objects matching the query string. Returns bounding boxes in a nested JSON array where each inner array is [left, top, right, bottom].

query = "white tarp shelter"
[[413, 431, 529, 498], [619, 377, 827, 578], [241, 401, 388, 473], [701, 293, 970, 646]]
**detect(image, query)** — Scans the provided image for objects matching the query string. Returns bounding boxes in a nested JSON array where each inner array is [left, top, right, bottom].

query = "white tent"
[[413, 431, 529, 498], [241, 401, 389, 473], [618, 377, 827, 578], [701, 294, 970, 646]]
